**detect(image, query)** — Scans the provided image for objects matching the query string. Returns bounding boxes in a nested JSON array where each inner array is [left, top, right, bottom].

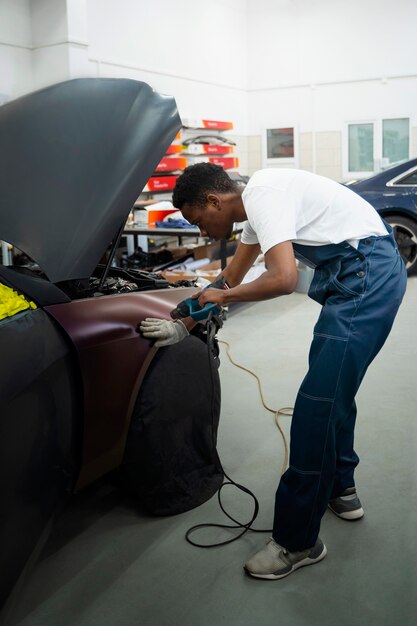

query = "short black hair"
[[172, 163, 238, 210]]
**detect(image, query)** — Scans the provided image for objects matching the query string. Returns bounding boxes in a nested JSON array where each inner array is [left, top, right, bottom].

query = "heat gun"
[[170, 297, 221, 322], [170, 276, 230, 322]]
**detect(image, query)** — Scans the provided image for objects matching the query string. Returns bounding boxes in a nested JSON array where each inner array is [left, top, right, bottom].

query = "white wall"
[[85, 0, 249, 133], [31, 0, 91, 90], [246, 0, 417, 178], [0, 0, 249, 166], [0, 0, 32, 99], [247, 0, 417, 90], [248, 76, 417, 147], [1, 0, 416, 177], [247, 0, 417, 131], [0, 0, 90, 99]]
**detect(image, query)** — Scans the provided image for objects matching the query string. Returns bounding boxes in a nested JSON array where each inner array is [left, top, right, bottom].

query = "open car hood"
[[0, 78, 181, 283]]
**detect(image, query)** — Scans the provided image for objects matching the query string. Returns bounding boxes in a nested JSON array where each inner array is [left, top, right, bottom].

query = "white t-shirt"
[[241, 169, 387, 253]]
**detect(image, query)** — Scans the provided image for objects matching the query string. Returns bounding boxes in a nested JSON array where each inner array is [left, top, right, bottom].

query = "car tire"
[[119, 335, 224, 515], [385, 215, 417, 275]]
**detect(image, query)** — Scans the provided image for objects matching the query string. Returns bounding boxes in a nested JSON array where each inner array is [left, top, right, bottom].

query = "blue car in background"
[[346, 158, 417, 275]]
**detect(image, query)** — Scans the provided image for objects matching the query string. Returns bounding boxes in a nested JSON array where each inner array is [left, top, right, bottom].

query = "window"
[[267, 128, 294, 159], [344, 118, 410, 179], [388, 168, 417, 186], [383, 118, 409, 165], [262, 126, 298, 167], [399, 171, 417, 185], [348, 124, 374, 173]]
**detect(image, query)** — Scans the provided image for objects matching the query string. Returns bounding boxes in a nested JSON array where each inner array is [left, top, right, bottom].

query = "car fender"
[[45, 286, 198, 489]]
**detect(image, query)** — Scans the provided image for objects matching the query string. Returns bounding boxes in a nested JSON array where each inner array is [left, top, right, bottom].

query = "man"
[[142, 163, 407, 580]]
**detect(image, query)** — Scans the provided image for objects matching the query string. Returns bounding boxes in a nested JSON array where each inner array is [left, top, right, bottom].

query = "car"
[[345, 158, 417, 274], [0, 78, 223, 619]]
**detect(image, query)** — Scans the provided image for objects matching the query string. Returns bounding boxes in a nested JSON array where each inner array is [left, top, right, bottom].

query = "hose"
[[185, 321, 293, 548], [219, 339, 292, 477]]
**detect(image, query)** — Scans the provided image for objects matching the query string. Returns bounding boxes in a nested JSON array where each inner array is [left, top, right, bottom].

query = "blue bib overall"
[[273, 225, 407, 551]]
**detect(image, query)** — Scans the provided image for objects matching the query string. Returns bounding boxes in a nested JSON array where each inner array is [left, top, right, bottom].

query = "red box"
[[182, 118, 234, 131], [202, 119, 233, 130], [209, 156, 239, 169], [143, 176, 178, 192], [165, 144, 182, 155], [204, 144, 233, 154], [155, 157, 187, 172], [147, 207, 177, 226]]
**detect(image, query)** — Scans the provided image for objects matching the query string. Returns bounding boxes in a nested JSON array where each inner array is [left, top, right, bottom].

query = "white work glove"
[[139, 318, 189, 347]]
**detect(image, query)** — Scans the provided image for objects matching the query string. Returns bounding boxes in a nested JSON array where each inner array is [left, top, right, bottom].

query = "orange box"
[[156, 157, 187, 172], [202, 119, 233, 130], [165, 144, 182, 155], [143, 176, 178, 192], [204, 144, 233, 154], [147, 207, 177, 226], [209, 157, 239, 169], [182, 118, 234, 131]]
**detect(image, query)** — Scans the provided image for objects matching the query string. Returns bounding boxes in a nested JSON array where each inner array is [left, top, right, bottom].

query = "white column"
[[66, 0, 90, 78], [30, 0, 90, 89]]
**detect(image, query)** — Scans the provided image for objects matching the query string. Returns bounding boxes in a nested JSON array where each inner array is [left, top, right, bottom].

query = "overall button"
[[357, 271, 365, 278]]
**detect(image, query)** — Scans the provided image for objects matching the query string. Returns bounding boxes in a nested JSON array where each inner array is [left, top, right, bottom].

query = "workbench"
[[122, 224, 242, 270]]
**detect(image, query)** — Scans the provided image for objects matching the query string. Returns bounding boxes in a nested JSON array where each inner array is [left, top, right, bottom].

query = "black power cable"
[[185, 314, 274, 548]]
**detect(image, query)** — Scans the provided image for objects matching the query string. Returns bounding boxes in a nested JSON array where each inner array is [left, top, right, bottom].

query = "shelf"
[[142, 118, 237, 194]]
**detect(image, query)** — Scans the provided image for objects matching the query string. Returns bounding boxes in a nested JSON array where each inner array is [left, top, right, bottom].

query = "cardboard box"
[[162, 255, 235, 284], [161, 269, 214, 284]]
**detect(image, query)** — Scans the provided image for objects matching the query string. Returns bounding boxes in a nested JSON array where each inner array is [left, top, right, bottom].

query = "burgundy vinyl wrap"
[[45, 287, 197, 489]]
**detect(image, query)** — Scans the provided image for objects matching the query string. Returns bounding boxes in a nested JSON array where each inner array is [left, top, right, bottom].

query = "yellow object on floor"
[[0, 282, 37, 320]]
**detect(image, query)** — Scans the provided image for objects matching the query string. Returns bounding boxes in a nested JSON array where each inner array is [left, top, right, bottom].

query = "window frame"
[[382, 117, 410, 166], [343, 117, 411, 180], [262, 125, 299, 168], [343, 119, 377, 180]]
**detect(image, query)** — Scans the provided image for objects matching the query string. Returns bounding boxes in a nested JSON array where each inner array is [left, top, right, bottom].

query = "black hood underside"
[[0, 78, 181, 283]]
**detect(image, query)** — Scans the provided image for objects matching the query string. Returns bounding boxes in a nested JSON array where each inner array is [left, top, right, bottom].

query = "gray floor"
[[12, 278, 417, 626]]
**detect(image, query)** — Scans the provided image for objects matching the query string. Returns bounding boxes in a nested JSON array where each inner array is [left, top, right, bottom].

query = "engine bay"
[[63, 265, 197, 299], [3, 256, 198, 304]]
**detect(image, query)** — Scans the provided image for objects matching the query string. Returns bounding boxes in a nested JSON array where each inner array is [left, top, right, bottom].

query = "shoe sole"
[[327, 504, 364, 520], [244, 544, 328, 580]]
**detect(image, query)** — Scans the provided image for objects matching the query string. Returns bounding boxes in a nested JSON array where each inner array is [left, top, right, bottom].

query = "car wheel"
[[119, 335, 223, 515], [385, 215, 417, 275]]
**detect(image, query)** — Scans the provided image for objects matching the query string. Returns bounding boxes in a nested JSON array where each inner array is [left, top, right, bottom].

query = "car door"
[[0, 306, 80, 620]]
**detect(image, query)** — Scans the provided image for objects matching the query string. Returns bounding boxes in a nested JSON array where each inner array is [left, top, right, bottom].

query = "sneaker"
[[328, 487, 364, 520], [244, 537, 327, 580]]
